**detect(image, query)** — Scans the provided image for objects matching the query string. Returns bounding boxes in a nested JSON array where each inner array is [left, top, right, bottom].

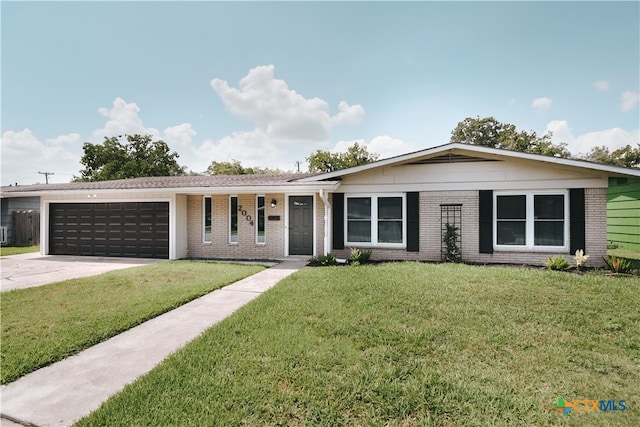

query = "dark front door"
[[49, 202, 169, 259], [289, 196, 313, 255]]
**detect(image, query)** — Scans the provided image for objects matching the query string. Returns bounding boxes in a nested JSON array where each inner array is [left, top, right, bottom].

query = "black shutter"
[[479, 190, 493, 254], [332, 193, 344, 250], [406, 192, 420, 252], [569, 188, 586, 254]]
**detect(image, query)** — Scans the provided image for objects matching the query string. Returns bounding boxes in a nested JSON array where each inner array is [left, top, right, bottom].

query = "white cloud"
[[546, 120, 639, 156], [211, 65, 363, 141], [620, 90, 639, 112], [163, 124, 196, 147], [331, 101, 365, 126], [1, 129, 81, 185], [331, 136, 417, 161], [593, 80, 609, 92], [45, 133, 81, 146], [532, 97, 553, 110], [93, 97, 152, 139]]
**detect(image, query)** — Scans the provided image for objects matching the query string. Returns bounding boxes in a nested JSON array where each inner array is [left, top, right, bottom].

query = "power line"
[[38, 171, 55, 184]]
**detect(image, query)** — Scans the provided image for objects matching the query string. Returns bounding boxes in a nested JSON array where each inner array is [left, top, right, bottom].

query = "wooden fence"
[[13, 210, 40, 246]]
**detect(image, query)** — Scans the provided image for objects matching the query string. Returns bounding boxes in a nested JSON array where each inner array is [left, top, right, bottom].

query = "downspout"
[[318, 189, 331, 256]]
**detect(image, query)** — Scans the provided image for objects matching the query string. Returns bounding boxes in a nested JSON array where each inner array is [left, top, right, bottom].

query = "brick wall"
[[333, 189, 607, 267], [187, 194, 286, 260], [187, 193, 327, 260]]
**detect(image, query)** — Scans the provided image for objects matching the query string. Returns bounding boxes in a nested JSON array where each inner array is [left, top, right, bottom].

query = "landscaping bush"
[[349, 247, 372, 265], [309, 253, 338, 266], [544, 256, 571, 271], [603, 255, 634, 274]]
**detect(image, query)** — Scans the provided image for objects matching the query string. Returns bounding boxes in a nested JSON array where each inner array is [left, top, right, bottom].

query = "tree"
[[206, 160, 250, 175], [450, 116, 570, 158], [205, 160, 284, 175], [582, 144, 640, 169], [74, 134, 184, 182], [306, 142, 380, 173]]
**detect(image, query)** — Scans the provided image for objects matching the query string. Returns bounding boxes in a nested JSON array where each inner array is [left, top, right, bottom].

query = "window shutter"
[[479, 190, 493, 254], [332, 193, 344, 250], [406, 192, 420, 252], [569, 188, 586, 254]]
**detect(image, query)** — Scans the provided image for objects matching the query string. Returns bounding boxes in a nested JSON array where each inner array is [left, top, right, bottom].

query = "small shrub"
[[349, 247, 372, 266], [309, 253, 338, 267], [603, 255, 634, 274], [544, 256, 572, 271], [607, 241, 619, 250], [443, 223, 461, 263], [574, 249, 589, 270]]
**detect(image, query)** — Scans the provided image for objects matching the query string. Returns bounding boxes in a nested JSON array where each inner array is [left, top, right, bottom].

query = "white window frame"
[[229, 195, 238, 244], [256, 195, 266, 245], [493, 190, 568, 251], [203, 196, 212, 243], [344, 194, 406, 248]]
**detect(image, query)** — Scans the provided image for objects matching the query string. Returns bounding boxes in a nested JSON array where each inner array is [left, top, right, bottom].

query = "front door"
[[289, 196, 313, 255]]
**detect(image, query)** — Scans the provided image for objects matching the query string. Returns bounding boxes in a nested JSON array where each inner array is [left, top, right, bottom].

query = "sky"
[[1, 1, 639, 186]]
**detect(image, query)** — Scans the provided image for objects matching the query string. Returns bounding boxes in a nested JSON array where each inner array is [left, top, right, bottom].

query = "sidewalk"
[[0, 259, 307, 427]]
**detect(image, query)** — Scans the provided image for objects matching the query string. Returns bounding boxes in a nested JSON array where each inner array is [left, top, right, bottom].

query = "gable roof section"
[[298, 142, 640, 181], [1, 173, 340, 197]]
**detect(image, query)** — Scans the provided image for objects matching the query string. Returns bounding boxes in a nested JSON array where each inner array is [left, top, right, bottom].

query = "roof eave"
[[298, 142, 640, 180], [1, 181, 342, 198]]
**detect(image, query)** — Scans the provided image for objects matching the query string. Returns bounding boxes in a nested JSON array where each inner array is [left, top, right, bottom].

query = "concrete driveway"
[[0, 253, 164, 292]]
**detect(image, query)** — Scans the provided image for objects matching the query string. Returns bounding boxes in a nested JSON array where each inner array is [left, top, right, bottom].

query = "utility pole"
[[38, 171, 54, 184]]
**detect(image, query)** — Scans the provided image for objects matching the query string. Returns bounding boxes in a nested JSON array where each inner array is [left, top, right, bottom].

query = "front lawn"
[[0, 261, 264, 384], [78, 263, 639, 426], [0, 245, 40, 256]]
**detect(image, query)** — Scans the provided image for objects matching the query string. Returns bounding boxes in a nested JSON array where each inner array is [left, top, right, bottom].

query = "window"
[[256, 196, 265, 244], [230, 196, 238, 243], [203, 197, 212, 242], [346, 195, 405, 246], [347, 197, 371, 243], [496, 195, 526, 245], [377, 197, 403, 243], [495, 192, 567, 250], [534, 195, 565, 246]]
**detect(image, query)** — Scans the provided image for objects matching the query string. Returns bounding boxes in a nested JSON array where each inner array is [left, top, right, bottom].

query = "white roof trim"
[[2, 182, 341, 198], [298, 142, 640, 181]]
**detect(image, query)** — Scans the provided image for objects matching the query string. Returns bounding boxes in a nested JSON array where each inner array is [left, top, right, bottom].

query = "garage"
[[49, 202, 169, 259]]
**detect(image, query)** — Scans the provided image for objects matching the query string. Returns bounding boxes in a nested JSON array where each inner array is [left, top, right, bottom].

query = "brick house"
[[2, 143, 638, 267]]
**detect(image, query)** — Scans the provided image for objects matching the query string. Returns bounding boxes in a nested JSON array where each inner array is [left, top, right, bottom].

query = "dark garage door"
[[49, 202, 169, 259]]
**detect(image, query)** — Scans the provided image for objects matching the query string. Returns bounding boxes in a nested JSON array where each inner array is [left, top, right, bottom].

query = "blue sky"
[[2, 1, 638, 185]]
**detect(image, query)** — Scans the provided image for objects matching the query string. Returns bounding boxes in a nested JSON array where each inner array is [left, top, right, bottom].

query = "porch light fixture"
[[270, 199, 277, 208]]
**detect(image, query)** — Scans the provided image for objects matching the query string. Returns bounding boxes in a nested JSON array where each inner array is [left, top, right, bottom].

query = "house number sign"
[[237, 205, 254, 226]]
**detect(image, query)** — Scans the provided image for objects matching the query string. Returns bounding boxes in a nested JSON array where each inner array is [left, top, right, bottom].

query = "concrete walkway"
[[0, 259, 307, 427]]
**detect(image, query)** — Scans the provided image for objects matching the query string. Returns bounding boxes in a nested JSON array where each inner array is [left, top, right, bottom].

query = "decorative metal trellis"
[[440, 204, 462, 262]]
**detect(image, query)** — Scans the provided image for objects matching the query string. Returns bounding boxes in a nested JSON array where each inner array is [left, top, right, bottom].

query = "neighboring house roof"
[[1, 173, 340, 197], [298, 142, 640, 181]]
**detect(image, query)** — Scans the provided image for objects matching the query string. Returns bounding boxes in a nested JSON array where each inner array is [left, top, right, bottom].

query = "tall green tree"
[[307, 142, 379, 173], [582, 144, 640, 169], [450, 116, 570, 158], [74, 134, 184, 182], [205, 160, 284, 175]]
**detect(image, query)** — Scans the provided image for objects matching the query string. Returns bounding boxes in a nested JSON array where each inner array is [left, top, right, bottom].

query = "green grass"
[[78, 263, 640, 426], [0, 261, 264, 384], [0, 245, 40, 256]]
